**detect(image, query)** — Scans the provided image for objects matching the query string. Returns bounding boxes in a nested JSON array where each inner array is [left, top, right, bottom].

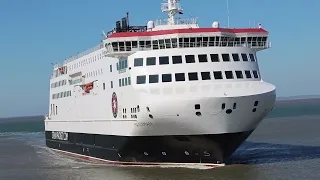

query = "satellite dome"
[[212, 21, 220, 28], [147, 21, 155, 30]]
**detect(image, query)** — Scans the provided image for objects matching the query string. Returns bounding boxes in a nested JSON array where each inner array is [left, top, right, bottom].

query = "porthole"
[[196, 112, 202, 116], [226, 109, 232, 114], [149, 114, 154, 119], [195, 104, 200, 110], [144, 152, 148, 156], [252, 108, 257, 112]]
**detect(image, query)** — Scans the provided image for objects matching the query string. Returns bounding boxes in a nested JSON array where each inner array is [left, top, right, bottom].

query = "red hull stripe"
[[51, 148, 225, 169], [108, 28, 268, 38]]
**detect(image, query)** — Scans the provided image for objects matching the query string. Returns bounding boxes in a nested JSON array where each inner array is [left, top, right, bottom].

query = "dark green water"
[[1, 99, 320, 180]]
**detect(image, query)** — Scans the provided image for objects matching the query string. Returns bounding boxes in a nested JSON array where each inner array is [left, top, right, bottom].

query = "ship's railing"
[[106, 41, 271, 55], [161, 2, 182, 12], [62, 44, 103, 65], [155, 17, 198, 26]]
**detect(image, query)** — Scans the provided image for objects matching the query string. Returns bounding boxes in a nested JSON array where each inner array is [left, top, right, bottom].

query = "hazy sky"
[[0, 0, 319, 117]]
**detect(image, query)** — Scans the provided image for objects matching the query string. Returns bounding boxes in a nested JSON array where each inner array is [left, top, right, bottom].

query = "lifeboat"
[[84, 82, 94, 93]]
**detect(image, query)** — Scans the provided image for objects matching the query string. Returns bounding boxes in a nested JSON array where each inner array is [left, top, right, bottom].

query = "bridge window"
[[159, 40, 165, 49], [210, 54, 220, 62], [213, 71, 223, 79], [252, 70, 259, 78], [125, 78, 128, 86], [149, 75, 159, 84], [225, 71, 234, 79], [185, 55, 195, 63], [159, 56, 169, 65], [153, 40, 159, 49], [119, 79, 122, 87], [119, 42, 125, 51], [128, 77, 131, 85], [111, 81, 113, 88], [249, 54, 256, 62], [126, 41, 131, 51], [222, 54, 230, 62], [198, 54, 208, 63], [201, 72, 211, 80], [132, 41, 138, 48], [165, 39, 171, 48], [232, 54, 240, 61], [172, 38, 178, 48], [162, 74, 172, 82], [245, 71, 252, 78], [241, 54, 248, 61], [175, 73, 185, 82], [173, 56, 182, 64], [146, 57, 156, 66], [112, 42, 118, 51], [137, 75, 146, 84], [134, 58, 143, 67], [235, 71, 244, 79], [146, 41, 151, 48], [139, 41, 145, 48], [188, 72, 198, 81]]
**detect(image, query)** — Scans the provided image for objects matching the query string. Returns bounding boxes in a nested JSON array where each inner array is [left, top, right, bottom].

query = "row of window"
[[134, 53, 256, 67], [109, 36, 268, 52], [119, 77, 131, 87], [50, 104, 58, 116], [68, 53, 104, 71], [84, 69, 104, 78], [51, 80, 67, 88], [136, 70, 260, 84], [117, 59, 128, 72], [52, 91, 72, 99]]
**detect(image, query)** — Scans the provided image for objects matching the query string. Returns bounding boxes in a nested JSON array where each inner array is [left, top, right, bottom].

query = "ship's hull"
[[45, 129, 253, 166]]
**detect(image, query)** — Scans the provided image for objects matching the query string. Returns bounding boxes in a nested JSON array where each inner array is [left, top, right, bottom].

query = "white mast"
[[161, 0, 183, 25]]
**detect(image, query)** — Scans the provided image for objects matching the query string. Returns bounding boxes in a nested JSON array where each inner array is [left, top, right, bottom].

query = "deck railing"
[[63, 44, 103, 65], [155, 17, 198, 26]]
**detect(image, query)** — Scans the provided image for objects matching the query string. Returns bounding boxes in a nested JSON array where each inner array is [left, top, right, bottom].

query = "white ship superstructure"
[[45, 0, 276, 167]]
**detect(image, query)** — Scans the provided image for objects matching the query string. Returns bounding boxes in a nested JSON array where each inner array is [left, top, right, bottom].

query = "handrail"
[[155, 17, 198, 26], [63, 44, 103, 65]]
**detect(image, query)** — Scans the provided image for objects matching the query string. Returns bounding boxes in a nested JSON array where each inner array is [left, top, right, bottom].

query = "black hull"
[[45, 130, 253, 164]]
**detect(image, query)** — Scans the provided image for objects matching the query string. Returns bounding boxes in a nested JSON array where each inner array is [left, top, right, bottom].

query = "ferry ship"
[[45, 0, 276, 168]]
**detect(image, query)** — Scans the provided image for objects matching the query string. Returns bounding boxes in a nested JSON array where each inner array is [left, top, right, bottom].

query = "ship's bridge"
[[103, 27, 270, 58]]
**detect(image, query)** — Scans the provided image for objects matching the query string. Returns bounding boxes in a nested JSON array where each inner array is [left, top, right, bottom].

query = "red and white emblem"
[[111, 92, 118, 118]]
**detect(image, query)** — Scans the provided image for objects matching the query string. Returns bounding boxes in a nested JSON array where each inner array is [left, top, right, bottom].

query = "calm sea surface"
[[1, 99, 320, 180]]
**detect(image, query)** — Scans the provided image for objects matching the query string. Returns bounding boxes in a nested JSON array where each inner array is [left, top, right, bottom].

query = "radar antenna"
[[161, 0, 183, 25]]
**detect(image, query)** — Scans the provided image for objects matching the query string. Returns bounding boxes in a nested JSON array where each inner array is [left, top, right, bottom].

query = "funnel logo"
[[111, 92, 118, 118]]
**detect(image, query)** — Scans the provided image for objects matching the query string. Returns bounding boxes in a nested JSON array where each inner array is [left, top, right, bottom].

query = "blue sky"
[[0, 0, 319, 117]]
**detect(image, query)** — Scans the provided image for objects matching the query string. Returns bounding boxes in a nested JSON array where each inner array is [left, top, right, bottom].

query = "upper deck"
[[103, 27, 270, 58]]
